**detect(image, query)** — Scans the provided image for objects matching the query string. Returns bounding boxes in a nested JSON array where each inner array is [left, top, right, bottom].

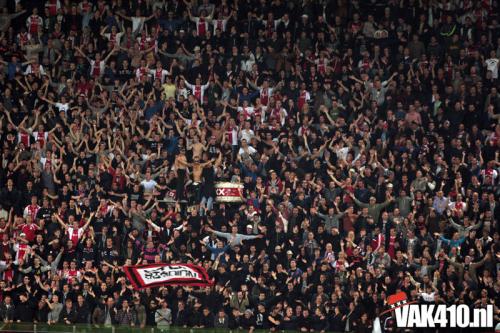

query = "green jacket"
[[352, 197, 391, 222]]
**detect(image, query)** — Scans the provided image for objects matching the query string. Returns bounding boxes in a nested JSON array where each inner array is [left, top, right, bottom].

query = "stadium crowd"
[[0, 0, 499, 331]]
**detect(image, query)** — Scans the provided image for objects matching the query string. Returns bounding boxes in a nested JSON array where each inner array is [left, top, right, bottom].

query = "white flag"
[[372, 317, 382, 333]]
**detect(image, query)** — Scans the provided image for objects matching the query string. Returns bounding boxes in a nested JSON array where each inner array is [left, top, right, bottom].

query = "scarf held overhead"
[[124, 264, 214, 289]]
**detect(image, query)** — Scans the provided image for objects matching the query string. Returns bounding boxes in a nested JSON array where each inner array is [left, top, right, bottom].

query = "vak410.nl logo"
[[386, 292, 494, 328]]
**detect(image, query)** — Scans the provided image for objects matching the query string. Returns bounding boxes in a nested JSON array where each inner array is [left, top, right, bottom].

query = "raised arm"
[[438, 235, 451, 245], [349, 193, 369, 208], [103, 47, 117, 63], [100, 25, 109, 37], [53, 213, 68, 229], [211, 230, 231, 240], [448, 217, 463, 232], [117, 12, 132, 21], [187, 8, 197, 22], [81, 212, 96, 231], [348, 75, 364, 84], [239, 234, 261, 241], [468, 219, 483, 231], [50, 249, 64, 273], [471, 252, 490, 269], [75, 47, 92, 63], [406, 271, 421, 289], [145, 219, 161, 232]]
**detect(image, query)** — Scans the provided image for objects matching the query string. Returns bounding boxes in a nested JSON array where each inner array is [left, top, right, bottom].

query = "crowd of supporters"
[[0, 0, 499, 332]]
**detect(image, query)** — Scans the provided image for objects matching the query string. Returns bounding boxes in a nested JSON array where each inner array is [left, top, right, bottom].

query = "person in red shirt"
[[0, 233, 12, 261], [106, 165, 127, 192], [20, 216, 40, 243], [386, 228, 398, 259], [371, 227, 385, 252]]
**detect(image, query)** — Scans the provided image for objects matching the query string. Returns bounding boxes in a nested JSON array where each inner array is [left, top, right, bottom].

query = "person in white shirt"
[[117, 9, 155, 35], [240, 46, 255, 72], [140, 172, 158, 194], [238, 139, 257, 159], [40, 96, 71, 114], [485, 50, 499, 79], [239, 121, 255, 142]]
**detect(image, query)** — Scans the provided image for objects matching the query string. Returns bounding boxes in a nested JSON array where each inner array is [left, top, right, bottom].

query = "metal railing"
[[0, 323, 334, 333]]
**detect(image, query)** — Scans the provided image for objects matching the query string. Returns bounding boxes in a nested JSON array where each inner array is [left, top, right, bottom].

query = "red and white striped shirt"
[[298, 90, 310, 110], [185, 82, 209, 104], [26, 15, 43, 34], [259, 87, 273, 106], [23, 204, 40, 220], [149, 68, 169, 83], [33, 131, 48, 147], [226, 126, 238, 145]]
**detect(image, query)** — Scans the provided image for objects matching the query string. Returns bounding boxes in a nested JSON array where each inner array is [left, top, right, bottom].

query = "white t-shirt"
[[132, 17, 146, 34], [238, 146, 257, 156], [240, 129, 255, 142], [141, 179, 158, 192], [55, 102, 70, 113], [485, 58, 499, 79], [420, 292, 435, 302]]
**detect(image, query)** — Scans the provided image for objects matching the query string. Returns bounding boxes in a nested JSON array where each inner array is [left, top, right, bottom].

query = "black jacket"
[[92, 305, 118, 325], [14, 299, 35, 322], [75, 302, 91, 324], [174, 309, 190, 327], [0, 303, 15, 321], [58, 306, 78, 324]]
